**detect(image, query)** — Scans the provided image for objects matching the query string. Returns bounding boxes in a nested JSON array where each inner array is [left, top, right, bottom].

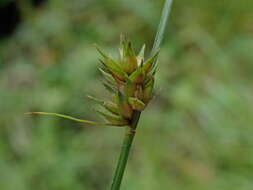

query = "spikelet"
[[28, 36, 159, 127], [94, 36, 159, 126]]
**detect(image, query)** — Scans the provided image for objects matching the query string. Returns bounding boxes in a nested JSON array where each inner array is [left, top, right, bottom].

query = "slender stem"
[[110, 0, 173, 189], [111, 111, 141, 190], [151, 0, 173, 56]]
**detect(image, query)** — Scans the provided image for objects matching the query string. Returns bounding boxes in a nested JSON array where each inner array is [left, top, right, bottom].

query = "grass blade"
[[26, 112, 103, 125]]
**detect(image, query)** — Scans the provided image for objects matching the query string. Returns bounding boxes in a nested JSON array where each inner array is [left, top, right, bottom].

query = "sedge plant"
[[27, 0, 173, 189]]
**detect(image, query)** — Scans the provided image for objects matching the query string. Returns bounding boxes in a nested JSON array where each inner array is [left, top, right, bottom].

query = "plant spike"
[[111, 0, 173, 189], [27, 1, 174, 189]]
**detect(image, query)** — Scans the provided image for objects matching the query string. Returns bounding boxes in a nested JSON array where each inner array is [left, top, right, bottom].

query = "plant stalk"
[[111, 111, 141, 190], [110, 0, 173, 189], [151, 0, 173, 56]]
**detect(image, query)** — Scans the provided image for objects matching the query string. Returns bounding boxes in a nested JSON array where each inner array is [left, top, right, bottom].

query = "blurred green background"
[[1, 0, 253, 189]]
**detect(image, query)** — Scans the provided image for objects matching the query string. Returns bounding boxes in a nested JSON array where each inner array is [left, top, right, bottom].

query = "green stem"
[[111, 111, 141, 190], [110, 0, 173, 189], [151, 0, 173, 56]]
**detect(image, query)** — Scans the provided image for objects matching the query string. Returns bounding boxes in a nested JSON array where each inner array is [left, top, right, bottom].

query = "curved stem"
[[111, 111, 141, 190]]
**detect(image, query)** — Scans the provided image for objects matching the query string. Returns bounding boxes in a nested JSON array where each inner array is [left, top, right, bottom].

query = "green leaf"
[[25, 112, 103, 125]]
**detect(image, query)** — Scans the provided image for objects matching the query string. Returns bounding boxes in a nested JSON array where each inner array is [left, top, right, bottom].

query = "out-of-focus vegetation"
[[1, 0, 253, 189]]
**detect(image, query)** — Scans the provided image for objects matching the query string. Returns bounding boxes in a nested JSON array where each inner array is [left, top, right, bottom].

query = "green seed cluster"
[[91, 36, 159, 126]]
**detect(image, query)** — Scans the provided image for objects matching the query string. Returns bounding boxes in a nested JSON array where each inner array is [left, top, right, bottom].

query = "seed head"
[[94, 36, 159, 126]]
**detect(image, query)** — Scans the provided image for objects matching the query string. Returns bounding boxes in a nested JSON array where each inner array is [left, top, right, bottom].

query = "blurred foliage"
[[1, 0, 253, 189]]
